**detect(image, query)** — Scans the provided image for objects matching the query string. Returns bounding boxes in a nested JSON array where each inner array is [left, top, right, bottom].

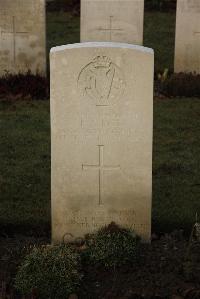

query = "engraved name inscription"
[[64, 209, 148, 233]]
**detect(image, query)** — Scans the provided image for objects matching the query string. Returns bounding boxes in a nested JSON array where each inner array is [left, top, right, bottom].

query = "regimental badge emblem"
[[78, 56, 126, 106]]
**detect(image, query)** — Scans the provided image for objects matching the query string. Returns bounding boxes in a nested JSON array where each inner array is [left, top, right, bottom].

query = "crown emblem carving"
[[92, 56, 112, 68]]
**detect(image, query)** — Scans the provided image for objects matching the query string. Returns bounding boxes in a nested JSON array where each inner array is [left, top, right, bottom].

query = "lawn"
[[0, 10, 199, 236], [46, 11, 80, 55], [0, 101, 51, 235], [144, 11, 176, 72], [153, 98, 200, 233], [0, 98, 200, 235]]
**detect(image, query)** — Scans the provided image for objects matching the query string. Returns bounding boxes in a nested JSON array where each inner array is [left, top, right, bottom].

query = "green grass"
[[46, 11, 176, 72], [46, 12, 80, 54], [153, 98, 200, 233], [144, 11, 176, 72], [0, 101, 50, 233], [0, 99, 200, 234]]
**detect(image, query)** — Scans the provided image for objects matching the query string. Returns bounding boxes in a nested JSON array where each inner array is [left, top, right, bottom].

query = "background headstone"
[[81, 0, 144, 45], [174, 0, 200, 73], [0, 0, 46, 76], [50, 42, 153, 243]]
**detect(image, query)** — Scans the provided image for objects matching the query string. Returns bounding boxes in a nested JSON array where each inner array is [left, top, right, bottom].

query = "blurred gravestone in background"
[[81, 0, 144, 45], [174, 0, 200, 73], [0, 0, 46, 76]]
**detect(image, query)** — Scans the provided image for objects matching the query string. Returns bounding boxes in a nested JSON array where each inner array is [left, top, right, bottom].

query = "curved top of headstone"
[[50, 42, 154, 54]]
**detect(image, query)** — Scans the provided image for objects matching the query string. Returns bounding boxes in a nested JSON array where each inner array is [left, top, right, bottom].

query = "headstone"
[[174, 0, 200, 73], [81, 0, 144, 45], [0, 0, 46, 76], [50, 42, 153, 243]]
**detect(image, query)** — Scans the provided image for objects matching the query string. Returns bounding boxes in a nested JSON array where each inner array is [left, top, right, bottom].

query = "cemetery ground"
[[1, 98, 200, 298], [0, 9, 200, 299]]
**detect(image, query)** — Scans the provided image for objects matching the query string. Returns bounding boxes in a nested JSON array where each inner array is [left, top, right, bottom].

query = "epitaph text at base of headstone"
[[81, 0, 144, 45], [0, 0, 46, 76], [50, 42, 153, 243], [175, 0, 200, 73]]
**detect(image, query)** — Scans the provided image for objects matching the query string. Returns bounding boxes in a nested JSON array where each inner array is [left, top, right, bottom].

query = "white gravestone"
[[174, 0, 200, 73], [0, 0, 46, 76], [81, 0, 144, 45], [50, 42, 154, 243]]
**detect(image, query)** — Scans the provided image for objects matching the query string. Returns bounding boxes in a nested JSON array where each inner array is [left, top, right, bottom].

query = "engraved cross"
[[82, 145, 120, 205], [1, 16, 29, 64], [98, 16, 123, 41]]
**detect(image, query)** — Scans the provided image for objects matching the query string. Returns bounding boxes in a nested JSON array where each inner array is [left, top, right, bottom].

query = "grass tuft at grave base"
[[83, 222, 140, 269], [0, 98, 200, 236], [15, 244, 81, 299]]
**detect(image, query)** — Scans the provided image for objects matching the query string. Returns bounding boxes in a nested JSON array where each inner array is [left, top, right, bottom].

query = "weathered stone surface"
[[81, 0, 144, 45], [50, 42, 153, 243], [0, 0, 46, 76], [174, 0, 200, 73]]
